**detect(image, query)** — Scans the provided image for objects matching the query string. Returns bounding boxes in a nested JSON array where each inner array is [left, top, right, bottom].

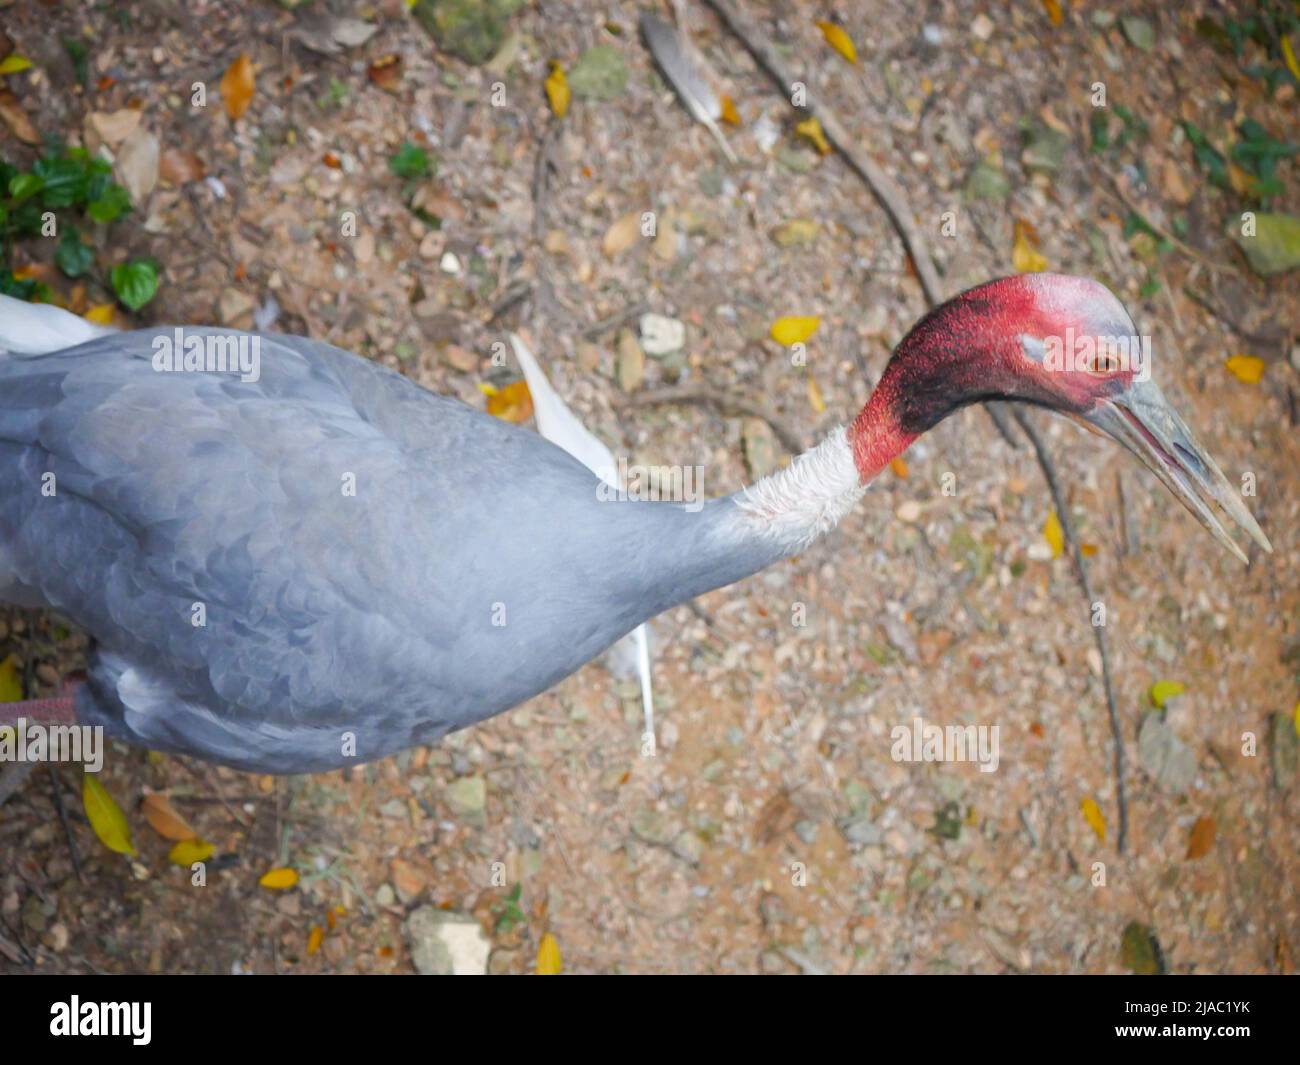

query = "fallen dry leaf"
[[1013, 219, 1049, 273], [770, 315, 819, 346], [1043, 510, 1064, 559], [0, 87, 38, 144], [1185, 815, 1215, 860], [816, 20, 857, 64], [1224, 354, 1265, 384], [168, 839, 214, 866], [141, 793, 197, 841], [159, 148, 206, 186], [795, 116, 831, 155], [367, 54, 403, 92], [545, 61, 570, 119], [1080, 797, 1106, 842], [601, 211, 642, 258], [536, 931, 562, 974], [259, 866, 299, 890], [482, 380, 534, 424], [219, 53, 255, 120], [84, 773, 137, 857]]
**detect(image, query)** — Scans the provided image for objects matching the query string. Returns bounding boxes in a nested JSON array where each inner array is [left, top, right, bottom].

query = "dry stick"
[[46, 763, 83, 882], [700, 0, 1018, 449], [624, 383, 807, 455], [1014, 408, 1129, 853], [702, 0, 1130, 850]]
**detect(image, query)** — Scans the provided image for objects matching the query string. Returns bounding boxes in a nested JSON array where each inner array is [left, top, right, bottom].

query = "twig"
[[623, 383, 807, 455], [699, 0, 1019, 450], [702, 0, 1129, 852], [46, 763, 83, 882], [1013, 409, 1129, 854], [580, 301, 651, 340]]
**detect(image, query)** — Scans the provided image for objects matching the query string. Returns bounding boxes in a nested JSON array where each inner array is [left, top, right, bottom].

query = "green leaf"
[[1232, 212, 1300, 276], [86, 183, 131, 224], [1120, 921, 1163, 975], [111, 259, 159, 310], [32, 153, 90, 209], [55, 232, 94, 278], [388, 142, 432, 181], [8, 172, 44, 201]]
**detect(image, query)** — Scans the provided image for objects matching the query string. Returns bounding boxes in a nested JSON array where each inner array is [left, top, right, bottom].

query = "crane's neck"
[[728, 384, 916, 555]]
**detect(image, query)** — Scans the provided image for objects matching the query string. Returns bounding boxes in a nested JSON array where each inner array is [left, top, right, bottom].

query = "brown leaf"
[[141, 793, 198, 841], [159, 148, 206, 186], [367, 54, 403, 92], [601, 212, 642, 258], [753, 790, 798, 845], [1185, 815, 1215, 860], [219, 53, 255, 120], [0, 88, 38, 145]]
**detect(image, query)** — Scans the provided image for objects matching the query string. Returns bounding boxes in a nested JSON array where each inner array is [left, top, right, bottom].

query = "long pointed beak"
[[1079, 379, 1272, 565]]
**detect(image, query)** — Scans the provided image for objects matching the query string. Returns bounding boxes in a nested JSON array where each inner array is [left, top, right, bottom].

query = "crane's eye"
[[1083, 344, 1123, 375]]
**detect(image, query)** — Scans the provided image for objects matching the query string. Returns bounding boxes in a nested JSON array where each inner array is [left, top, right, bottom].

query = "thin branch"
[[623, 383, 807, 455], [701, 0, 1129, 851], [700, 0, 1019, 450], [1013, 409, 1129, 854]]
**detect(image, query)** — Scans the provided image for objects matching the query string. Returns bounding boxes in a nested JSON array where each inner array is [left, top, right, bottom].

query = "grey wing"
[[0, 329, 626, 771]]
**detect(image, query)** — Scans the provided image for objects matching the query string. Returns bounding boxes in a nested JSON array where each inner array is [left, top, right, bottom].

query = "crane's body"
[[0, 275, 1269, 774], [0, 328, 823, 771]]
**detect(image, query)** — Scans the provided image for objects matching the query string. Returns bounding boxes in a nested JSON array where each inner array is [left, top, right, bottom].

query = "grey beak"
[[1081, 378, 1272, 565]]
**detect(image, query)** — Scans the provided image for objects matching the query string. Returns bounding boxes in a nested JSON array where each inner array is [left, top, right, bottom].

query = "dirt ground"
[[1, 0, 1297, 974]]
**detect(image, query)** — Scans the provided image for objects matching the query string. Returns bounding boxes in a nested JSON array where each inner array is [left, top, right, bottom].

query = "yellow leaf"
[[1293, 701, 1299, 739], [168, 838, 214, 866], [1282, 35, 1300, 84], [1185, 815, 1215, 861], [220, 53, 255, 120], [1224, 354, 1265, 384], [807, 375, 825, 413], [1150, 680, 1184, 708], [544, 62, 569, 120], [536, 931, 562, 974], [259, 866, 299, 890], [1042, 510, 1064, 559], [307, 925, 325, 955], [141, 793, 197, 841], [84, 303, 116, 326], [816, 21, 858, 65], [1012, 219, 1049, 273], [485, 379, 534, 424], [1041, 0, 1063, 28], [719, 94, 740, 126], [770, 315, 820, 346], [1080, 797, 1106, 842], [83, 773, 137, 857], [0, 654, 22, 703], [889, 457, 909, 479], [795, 116, 831, 155], [0, 55, 33, 76], [1080, 542, 1099, 557]]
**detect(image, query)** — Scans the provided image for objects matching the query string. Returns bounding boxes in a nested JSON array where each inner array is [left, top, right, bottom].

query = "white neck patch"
[[732, 424, 866, 552]]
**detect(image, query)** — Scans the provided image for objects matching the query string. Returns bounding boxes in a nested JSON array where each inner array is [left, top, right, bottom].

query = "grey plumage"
[[0, 331, 783, 772]]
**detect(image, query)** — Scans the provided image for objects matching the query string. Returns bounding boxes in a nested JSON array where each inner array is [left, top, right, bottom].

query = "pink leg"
[[0, 675, 82, 726]]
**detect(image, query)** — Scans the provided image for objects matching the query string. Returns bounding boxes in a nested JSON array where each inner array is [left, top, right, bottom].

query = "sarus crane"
[[0, 275, 1270, 773]]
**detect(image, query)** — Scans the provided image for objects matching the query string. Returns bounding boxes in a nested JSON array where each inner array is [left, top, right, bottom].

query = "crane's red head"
[[851, 274, 1270, 563]]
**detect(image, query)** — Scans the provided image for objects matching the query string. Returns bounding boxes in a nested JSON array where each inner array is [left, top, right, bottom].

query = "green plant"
[[0, 144, 158, 309]]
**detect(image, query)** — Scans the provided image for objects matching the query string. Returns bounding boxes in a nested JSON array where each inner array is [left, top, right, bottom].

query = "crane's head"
[[855, 273, 1270, 563]]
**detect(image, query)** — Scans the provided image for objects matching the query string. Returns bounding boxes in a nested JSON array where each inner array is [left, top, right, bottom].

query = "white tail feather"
[[0, 293, 116, 356], [509, 333, 657, 745]]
